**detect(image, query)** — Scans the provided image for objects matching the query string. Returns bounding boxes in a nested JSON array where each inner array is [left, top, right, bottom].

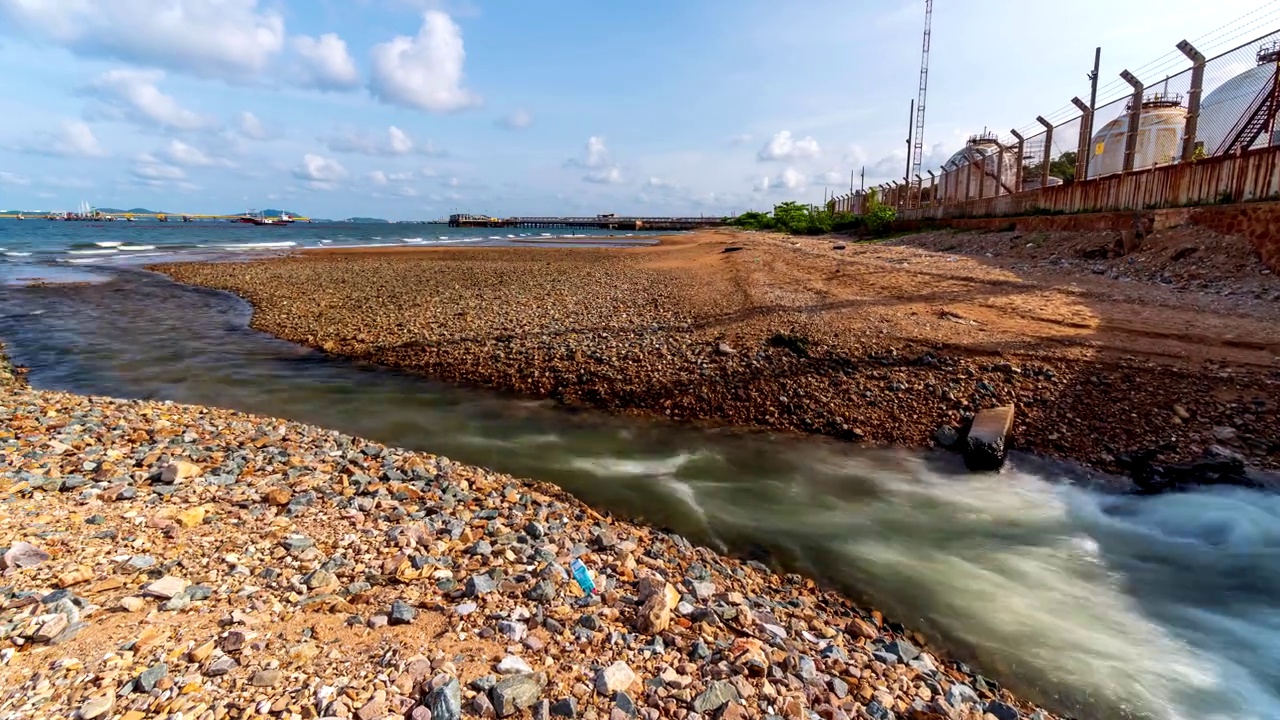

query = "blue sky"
[[0, 0, 1277, 220]]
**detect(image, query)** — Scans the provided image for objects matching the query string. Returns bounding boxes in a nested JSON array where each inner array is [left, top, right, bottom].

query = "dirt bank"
[[155, 228, 1280, 473]]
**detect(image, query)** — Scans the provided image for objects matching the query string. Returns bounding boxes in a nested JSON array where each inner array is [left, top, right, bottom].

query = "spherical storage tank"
[[1086, 97, 1187, 179], [1196, 45, 1280, 154], [939, 133, 1019, 202]]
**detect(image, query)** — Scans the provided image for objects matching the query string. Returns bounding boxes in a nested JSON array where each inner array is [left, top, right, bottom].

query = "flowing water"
[[0, 233, 1278, 719]]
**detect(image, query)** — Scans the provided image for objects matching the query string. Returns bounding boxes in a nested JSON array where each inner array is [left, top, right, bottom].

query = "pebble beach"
[[0, 342, 1060, 720]]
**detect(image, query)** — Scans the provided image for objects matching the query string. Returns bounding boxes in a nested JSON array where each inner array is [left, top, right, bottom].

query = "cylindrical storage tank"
[[1197, 59, 1280, 154], [1087, 98, 1187, 178]]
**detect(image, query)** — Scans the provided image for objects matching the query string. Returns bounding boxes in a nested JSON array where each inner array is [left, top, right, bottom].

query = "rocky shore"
[[0, 343, 1059, 720], [156, 230, 1280, 475]]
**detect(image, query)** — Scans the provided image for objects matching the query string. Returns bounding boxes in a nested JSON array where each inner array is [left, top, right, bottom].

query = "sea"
[[0, 218, 663, 285]]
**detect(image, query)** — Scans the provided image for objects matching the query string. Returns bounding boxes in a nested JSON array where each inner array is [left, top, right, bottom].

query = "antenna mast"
[[909, 0, 933, 208]]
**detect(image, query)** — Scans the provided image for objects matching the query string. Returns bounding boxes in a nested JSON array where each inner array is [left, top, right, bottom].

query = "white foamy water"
[[220, 241, 297, 249], [67, 248, 119, 255], [117, 245, 156, 251], [562, 446, 1280, 720]]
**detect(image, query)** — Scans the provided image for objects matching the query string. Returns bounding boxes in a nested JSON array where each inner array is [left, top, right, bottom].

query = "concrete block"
[[964, 405, 1016, 472]]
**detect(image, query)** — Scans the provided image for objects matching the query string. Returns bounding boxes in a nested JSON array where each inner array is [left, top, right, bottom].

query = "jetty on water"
[[448, 213, 726, 231]]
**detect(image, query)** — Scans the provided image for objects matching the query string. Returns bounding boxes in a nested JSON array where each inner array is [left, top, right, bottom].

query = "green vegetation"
[[727, 195, 896, 237], [1024, 151, 1078, 185]]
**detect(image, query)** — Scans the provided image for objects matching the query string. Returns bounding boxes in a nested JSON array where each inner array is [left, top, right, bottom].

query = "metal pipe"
[[1036, 116, 1054, 188], [1120, 69, 1144, 172], [1010, 129, 1025, 192], [1072, 97, 1092, 181], [1178, 40, 1206, 161]]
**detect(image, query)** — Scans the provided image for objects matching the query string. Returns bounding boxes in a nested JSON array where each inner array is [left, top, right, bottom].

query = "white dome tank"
[[1086, 96, 1187, 179], [940, 132, 1018, 202], [1197, 45, 1280, 154]]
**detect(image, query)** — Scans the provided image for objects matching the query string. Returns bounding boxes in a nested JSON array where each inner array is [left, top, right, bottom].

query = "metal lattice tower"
[[909, 0, 933, 206]]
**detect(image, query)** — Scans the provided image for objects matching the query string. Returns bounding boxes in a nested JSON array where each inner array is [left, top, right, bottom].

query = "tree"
[[1025, 151, 1078, 184]]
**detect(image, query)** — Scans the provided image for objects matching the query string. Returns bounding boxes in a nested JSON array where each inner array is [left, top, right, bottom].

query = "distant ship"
[[236, 210, 295, 226]]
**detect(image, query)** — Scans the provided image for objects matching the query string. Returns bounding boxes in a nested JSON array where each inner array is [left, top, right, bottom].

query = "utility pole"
[[860, 166, 866, 191], [909, 0, 934, 209], [1085, 47, 1101, 179]]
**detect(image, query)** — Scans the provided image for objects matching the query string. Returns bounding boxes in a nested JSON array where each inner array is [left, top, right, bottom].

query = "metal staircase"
[[1215, 57, 1280, 155]]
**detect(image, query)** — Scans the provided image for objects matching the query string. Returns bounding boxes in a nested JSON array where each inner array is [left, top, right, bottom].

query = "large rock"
[[595, 662, 636, 695], [491, 673, 547, 717], [692, 681, 740, 714], [426, 678, 462, 720], [964, 405, 1015, 471], [2, 541, 49, 569]]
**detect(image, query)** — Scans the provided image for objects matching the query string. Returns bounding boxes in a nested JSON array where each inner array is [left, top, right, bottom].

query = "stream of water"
[[1, 261, 1278, 720]]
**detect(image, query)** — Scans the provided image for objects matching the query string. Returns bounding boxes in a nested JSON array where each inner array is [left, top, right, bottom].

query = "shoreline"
[[0, 340, 1068, 720], [154, 228, 1280, 478]]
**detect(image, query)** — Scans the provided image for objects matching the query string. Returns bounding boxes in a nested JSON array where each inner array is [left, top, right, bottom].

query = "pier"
[[448, 214, 726, 231]]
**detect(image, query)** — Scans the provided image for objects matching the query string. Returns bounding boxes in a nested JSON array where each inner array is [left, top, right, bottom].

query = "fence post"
[[994, 146, 1004, 197], [1036, 117, 1054, 188], [1010, 129, 1025, 192], [1121, 69, 1145, 172], [927, 170, 936, 207], [1177, 40, 1206, 161], [1071, 97, 1092, 181]]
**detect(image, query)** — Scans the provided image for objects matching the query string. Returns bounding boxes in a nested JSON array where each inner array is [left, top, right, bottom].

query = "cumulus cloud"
[[499, 108, 533, 130], [131, 160, 186, 182], [0, 0, 286, 80], [646, 177, 679, 189], [369, 11, 480, 112], [757, 131, 821, 162], [293, 153, 347, 189], [86, 69, 209, 130], [164, 139, 231, 167], [325, 125, 441, 156], [0, 171, 29, 186], [237, 111, 268, 140], [291, 33, 360, 90], [566, 136, 623, 184], [18, 120, 109, 158], [367, 170, 389, 186], [754, 167, 807, 193]]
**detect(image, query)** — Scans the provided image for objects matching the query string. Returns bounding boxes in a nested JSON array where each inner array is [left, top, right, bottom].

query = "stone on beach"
[[2, 541, 49, 569], [965, 404, 1016, 472]]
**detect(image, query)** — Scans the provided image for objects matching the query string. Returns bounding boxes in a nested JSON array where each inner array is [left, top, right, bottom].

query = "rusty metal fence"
[[829, 29, 1280, 220]]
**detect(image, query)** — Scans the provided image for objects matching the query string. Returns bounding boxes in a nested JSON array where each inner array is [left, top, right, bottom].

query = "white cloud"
[[293, 153, 347, 189], [132, 161, 186, 180], [728, 133, 753, 146], [367, 170, 389, 186], [369, 11, 480, 112], [388, 170, 416, 181], [164, 139, 231, 167], [325, 125, 440, 156], [816, 169, 846, 185], [646, 177, 679, 189], [0, 0, 286, 80], [499, 108, 533, 130], [754, 167, 807, 193], [238, 111, 268, 140], [0, 171, 29, 186], [566, 135, 623, 184], [87, 69, 209, 130], [757, 131, 821, 162], [291, 33, 360, 90], [584, 167, 623, 184], [20, 120, 109, 158]]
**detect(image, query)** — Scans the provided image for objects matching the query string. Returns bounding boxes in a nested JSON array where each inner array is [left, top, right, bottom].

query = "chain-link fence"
[[831, 27, 1280, 215]]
